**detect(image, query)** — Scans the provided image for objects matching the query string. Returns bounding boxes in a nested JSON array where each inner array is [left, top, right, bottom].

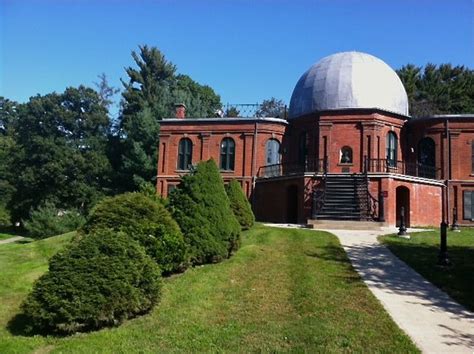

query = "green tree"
[[397, 63, 474, 117], [256, 97, 287, 118], [118, 45, 222, 190], [0, 97, 19, 224], [225, 180, 255, 230], [10, 86, 112, 221], [173, 74, 221, 117], [225, 106, 240, 117], [94, 73, 120, 111], [168, 159, 240, 264]]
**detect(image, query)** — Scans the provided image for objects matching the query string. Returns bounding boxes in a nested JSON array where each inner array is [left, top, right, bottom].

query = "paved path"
[[319, 227, 474, 354], [0, 236, 25, 245]]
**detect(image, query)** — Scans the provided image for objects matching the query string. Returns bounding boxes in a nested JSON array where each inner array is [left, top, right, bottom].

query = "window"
[[463, 190, 474, 220], [340, 146, 353, 164], [471, 141, 474, 174], [386, 132, 398, 167], [266, 139, 281, 165], [298, 132, 307, 165], [418, 137, 436, 178], [177, 138, 192, 170], [220, 138, 235, 170]]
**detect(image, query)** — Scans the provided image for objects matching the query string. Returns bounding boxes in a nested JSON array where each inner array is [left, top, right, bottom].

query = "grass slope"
[[381, 228, 474, 312], [1, 225, 418, 353]]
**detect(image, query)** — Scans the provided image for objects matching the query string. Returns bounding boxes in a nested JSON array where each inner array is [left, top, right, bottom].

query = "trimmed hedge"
[[168, 159, 241, 264], [226, 179, 255, 230], [21, 230, 162, 334], [24, 202, 85, 239], [82, 192, 187, 274]]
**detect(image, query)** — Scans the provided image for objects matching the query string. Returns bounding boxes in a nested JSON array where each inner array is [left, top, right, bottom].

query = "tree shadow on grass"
[[0, 226, 28, 237], [384, 241, 474, 312], [14, 239, 33, 244], [7, 313, 39, 337]]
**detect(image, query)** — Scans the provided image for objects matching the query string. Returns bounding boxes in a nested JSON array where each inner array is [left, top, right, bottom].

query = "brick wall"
[[156, 118, 286, 198]]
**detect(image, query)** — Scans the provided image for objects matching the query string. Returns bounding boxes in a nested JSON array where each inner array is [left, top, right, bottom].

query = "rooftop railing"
[[218, 103, 288, 119]]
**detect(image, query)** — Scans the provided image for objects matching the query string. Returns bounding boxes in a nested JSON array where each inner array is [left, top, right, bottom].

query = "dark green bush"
[[21, 229, 162, 334], [168, 159, 241, 265], [0, 205, 11, 227], [226, 180, 255, 230], [83, 192, 186, 274], [24, 202, 85, 239]]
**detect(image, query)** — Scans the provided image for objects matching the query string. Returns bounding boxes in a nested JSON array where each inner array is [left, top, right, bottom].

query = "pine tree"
[[118, 46, 222, 190], [168, 159, 240, 264], [397, 63, 474, 117], [226, 179, 255, 230]]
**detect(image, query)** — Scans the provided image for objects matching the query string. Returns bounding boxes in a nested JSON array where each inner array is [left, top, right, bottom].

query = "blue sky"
[[1, 0, 473, 115]]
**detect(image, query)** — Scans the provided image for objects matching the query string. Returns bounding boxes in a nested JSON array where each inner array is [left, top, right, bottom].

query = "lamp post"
[[450, 207, 460, 232], [438, 221, 451, 266], [397, 206, 409, 238]]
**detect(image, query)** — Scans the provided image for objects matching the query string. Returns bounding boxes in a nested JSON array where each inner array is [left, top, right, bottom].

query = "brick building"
[[156, 51, 474, 227]]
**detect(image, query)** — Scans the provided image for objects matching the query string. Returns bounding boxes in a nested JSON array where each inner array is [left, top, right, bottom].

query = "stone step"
[[307, 219, 388, 230]]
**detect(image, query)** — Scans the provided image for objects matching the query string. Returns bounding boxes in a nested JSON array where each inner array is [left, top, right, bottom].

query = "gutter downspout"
[[445, 118, 450, 225], [251, 122, 259, 209]]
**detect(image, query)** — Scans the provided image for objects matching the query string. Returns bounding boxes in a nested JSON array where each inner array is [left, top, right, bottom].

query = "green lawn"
[[381, 228, 474, 312], [0, 233, 14, 240], [0, 224, 418, 353]]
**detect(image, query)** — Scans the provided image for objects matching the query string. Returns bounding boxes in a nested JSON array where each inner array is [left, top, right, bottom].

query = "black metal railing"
[[258, 156, 440, 180], [360, 162, 379, 221], [258, 157, 328, 178], [218, 103, 288, 119], [365, 158, 440, 179]]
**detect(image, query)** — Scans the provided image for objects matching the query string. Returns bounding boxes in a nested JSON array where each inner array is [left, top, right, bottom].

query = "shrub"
[[0, 205, 11, 227], [82, 192, 186, 274], [21, 229, 162, 334], [24, 202, 85, 239], [168, 159, 241, 265], [226, 180, 255, 230]]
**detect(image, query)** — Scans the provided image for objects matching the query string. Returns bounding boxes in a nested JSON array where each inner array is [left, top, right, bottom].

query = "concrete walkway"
[[0, 236, 25, 245], [319, 227, 474, 353]]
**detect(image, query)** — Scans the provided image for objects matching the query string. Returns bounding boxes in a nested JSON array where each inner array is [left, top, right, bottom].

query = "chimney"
[[174, 103, 186, 119]]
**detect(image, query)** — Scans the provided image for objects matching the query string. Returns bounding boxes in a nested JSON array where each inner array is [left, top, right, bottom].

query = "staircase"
[[313, 174, 368, 221]]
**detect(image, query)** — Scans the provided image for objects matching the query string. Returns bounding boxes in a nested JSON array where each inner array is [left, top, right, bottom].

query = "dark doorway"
[[287, 185, 298, 223], [395, 186, 410, 227]]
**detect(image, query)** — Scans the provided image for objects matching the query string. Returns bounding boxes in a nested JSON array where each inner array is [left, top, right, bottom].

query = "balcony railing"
[[257, 157, 440, 180], [365, 158, 440, 179], [257, 158, 327, 178]]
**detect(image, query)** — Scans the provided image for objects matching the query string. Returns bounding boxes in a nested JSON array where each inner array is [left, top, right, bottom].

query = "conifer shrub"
[[168, 159, 241, 264], [24, 202, 85, 239], [225, 179, 255, 230], [21, 229, 162, 334], [82, 192, 186, 274], [0, 205, 11, 227]]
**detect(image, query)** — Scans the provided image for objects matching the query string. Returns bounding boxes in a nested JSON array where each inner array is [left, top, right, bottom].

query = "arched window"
[[340, 146, 353, 163], [266, 139, 281, 165], [386, 132, 398, 167], [418, 137, 435, 178], [220, 138, 235, 171], [177, 138, 193, 170]]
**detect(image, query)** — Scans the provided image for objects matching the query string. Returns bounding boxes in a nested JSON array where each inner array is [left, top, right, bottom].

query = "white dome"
[[288, 51, 409, 119]]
